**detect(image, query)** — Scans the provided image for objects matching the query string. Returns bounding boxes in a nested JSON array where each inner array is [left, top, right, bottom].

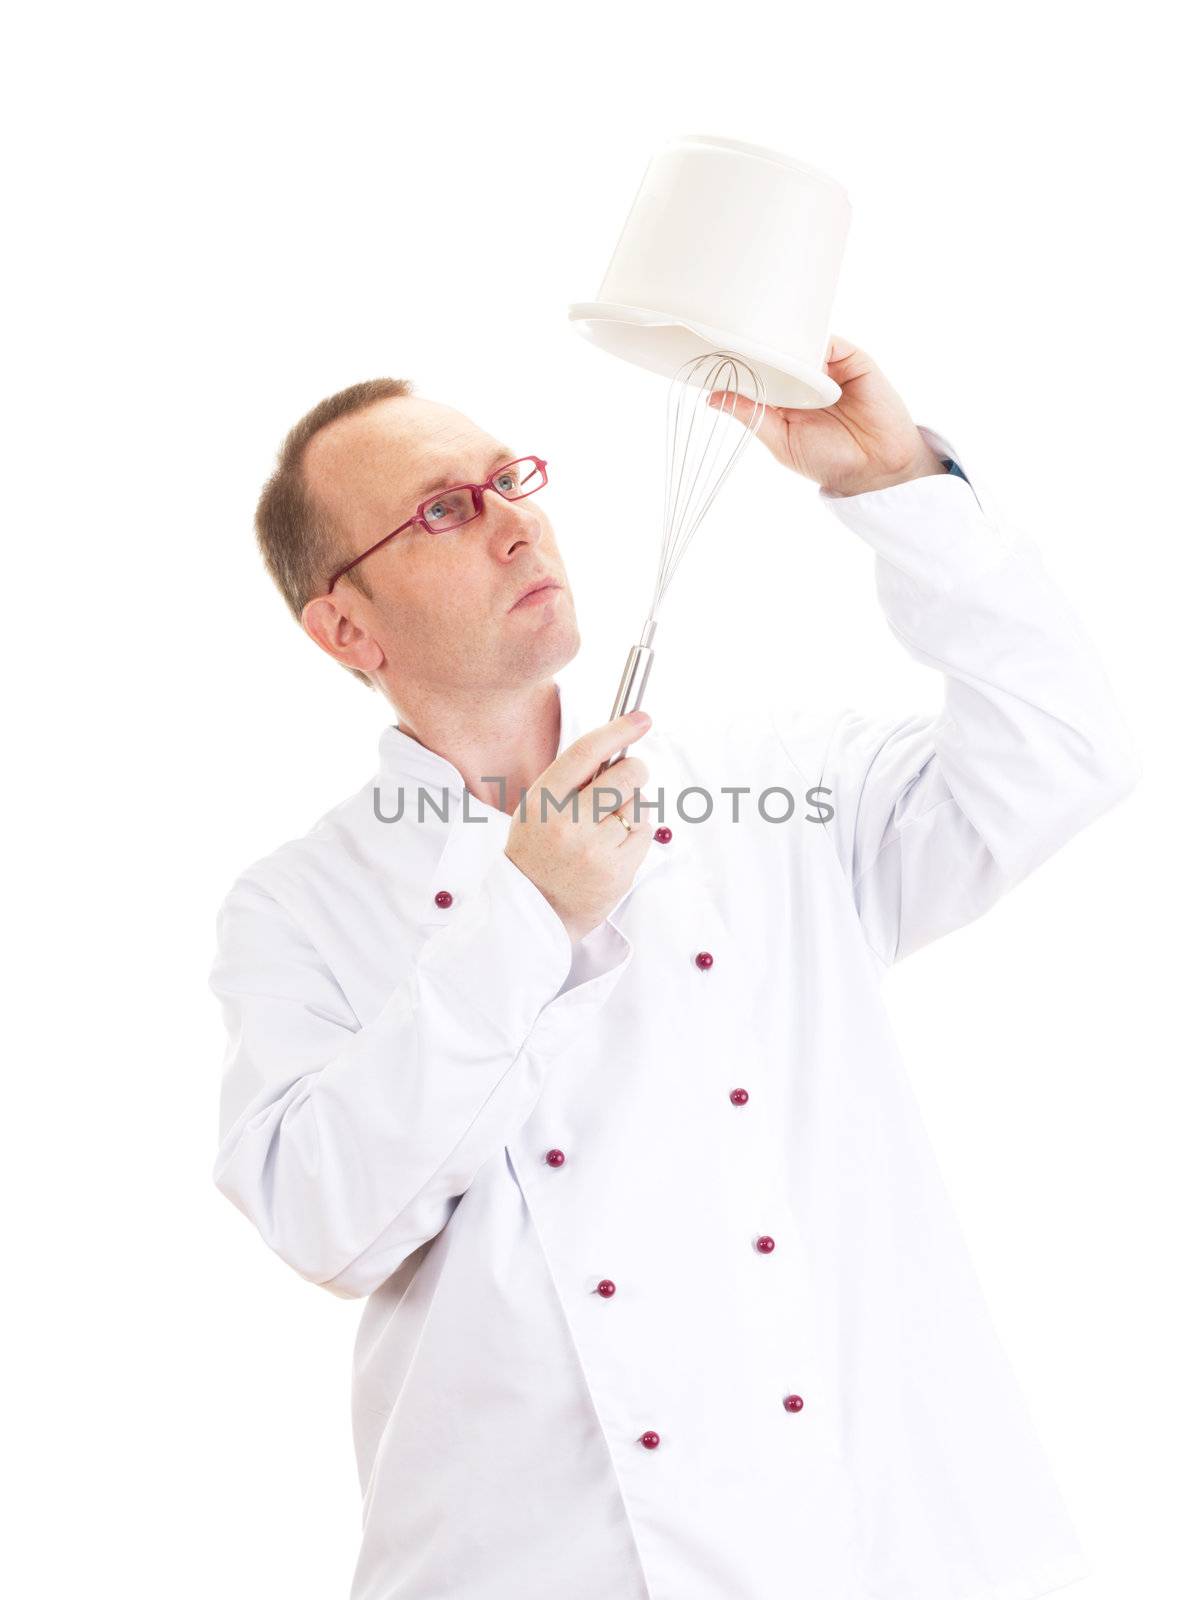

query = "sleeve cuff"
[[416, 850, 634, 1051], [817, 422, 1022, 601], [415, 849, 574, 1045], [557, 915, 632, 997]]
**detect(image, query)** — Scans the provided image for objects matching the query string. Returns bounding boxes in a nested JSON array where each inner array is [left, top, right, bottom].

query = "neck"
[[389, 678, 561, 816]]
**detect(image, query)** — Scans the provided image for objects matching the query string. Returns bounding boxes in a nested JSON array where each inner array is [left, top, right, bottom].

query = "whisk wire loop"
[[598, 349, 768, 776], [653, 352, 767, 617]]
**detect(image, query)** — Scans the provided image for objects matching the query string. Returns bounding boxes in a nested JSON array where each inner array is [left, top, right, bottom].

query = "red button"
[[695, 951, 714, 970], [755, 1235, 775, 1253], [596, 1279, 616, 1298], [434, 890, 453, 908], [639, 1430, 661, 1449], [783, 1394, 805, 1413], [654, 826, 672, 844], [545, 1149, 566, 1167], [730, 1088, 749, 1105]]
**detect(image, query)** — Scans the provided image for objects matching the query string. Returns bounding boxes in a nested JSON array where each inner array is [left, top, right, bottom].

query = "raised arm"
[[803, 434, 1139, 965], [717, 334, 1138, 967]]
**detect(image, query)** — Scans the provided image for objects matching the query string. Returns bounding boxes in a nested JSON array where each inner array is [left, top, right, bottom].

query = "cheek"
[[380, 550, 492, 633]]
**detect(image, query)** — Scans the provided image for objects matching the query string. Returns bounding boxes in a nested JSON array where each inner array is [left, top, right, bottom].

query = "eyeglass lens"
[[422, 458, 546, 531]]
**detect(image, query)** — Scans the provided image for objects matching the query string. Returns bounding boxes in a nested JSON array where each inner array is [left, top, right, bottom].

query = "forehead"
[[304, 396, 504, 531]]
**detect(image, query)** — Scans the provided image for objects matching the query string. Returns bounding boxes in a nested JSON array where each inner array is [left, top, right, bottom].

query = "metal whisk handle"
[[596, 619, 657, 777]]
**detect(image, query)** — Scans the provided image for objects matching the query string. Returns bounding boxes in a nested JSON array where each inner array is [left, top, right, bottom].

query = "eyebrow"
[[414, 445, 515, 502]]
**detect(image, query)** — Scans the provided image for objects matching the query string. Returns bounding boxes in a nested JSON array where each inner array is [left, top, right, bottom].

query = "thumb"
[[825, 333, 856, 368], [825, 334, 878, 385]]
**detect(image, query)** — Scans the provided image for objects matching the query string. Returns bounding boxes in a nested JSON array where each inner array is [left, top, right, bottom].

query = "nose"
[[486, 490, 543, 557]]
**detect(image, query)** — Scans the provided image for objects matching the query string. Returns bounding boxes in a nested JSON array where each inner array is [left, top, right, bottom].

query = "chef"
[[210, 336, 1138, 1600]]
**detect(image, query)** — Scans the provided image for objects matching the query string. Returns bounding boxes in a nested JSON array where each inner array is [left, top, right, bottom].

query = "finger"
[[619, 805, 655, 861], [584, 762, 648, 823], [583, 751, 648, 798], [602, 797, 640, 847], [549, 711, 652, 795], [616, 793, 653, 838], [606, 801, 654, 860]]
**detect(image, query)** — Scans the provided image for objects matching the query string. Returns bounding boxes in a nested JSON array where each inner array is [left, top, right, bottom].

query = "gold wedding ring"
[[609, 809, 633, 835]]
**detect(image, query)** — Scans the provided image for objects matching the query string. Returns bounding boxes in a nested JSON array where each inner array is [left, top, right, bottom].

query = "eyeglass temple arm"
[[326, 518, 415, 592]]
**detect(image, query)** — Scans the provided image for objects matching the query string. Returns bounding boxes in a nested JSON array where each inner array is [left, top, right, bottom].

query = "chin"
[[516, 615, 581, 679]]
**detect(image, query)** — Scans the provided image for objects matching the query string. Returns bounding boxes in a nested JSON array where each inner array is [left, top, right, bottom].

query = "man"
[[210, 336, 1137, 1600]]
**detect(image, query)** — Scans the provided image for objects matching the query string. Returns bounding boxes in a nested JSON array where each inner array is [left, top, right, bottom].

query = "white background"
[[4, 2, 1195, 1596]]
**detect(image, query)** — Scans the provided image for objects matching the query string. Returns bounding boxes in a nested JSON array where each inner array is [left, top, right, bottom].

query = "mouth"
[[509, 578, 563, 611]]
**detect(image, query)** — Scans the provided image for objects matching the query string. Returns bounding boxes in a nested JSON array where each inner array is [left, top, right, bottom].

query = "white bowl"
[[569, 135, 852, 409]]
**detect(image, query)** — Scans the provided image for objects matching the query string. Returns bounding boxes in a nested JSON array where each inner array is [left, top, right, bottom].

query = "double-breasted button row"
[[635, 1393, 803, 1452], [634, 1394, 804, 1452], [532, 927, 804, 1443]]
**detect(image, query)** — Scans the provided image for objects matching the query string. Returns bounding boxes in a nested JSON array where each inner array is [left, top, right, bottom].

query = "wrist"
[[824, 443, 949, 498]]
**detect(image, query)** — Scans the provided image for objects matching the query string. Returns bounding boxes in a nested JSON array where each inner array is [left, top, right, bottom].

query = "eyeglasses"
[[325, 455, 549, 593]]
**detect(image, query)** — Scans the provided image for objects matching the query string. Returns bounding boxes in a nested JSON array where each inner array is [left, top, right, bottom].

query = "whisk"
[[596, 348, 768, 776]]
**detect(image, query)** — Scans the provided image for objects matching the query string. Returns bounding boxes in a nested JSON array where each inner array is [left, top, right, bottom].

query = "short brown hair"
[[255, 377, 415, 689]]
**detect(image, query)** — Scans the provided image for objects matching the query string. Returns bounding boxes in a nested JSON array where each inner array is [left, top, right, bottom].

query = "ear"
[[300, 592, 385, 676]]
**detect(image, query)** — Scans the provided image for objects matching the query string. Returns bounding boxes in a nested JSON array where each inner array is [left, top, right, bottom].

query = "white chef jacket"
[[210, 424, 1139, 1600]]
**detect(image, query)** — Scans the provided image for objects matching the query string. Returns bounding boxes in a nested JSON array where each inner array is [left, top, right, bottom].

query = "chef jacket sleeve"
[[210, 849, 632, 1299], [805, 423, 1140, 967]]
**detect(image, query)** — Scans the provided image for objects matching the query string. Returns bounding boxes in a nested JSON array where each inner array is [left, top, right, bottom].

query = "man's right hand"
[[504, 710, 654, 945]]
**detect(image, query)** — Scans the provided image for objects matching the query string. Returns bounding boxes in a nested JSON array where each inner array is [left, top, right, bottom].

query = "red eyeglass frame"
[[324, 455, 549, 594]]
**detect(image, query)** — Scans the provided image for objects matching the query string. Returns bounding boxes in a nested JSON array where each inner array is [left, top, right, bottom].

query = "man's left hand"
[[710, 333, 948, 497]]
